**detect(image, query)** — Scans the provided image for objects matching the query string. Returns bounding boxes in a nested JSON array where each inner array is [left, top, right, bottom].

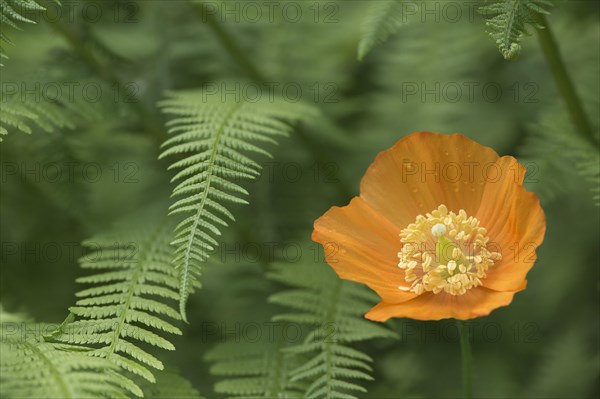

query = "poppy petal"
[[476, 157, 546, 291], [312, 197, 417, 303], [365, 282, 526, 321], [360, 132, 500, 229]]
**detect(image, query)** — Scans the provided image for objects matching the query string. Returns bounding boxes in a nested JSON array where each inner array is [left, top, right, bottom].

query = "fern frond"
[[50, 221, 182, 396], [0, 0, 56, 64], [520, 102, 599, 206], [159, 86, 317, 321], [479, 0, 552, 59], [0, 85, 99, 142], [0, 311, 125, 399], [268, 250, 397, 399], [0, 341, 125, 399], [206, 341, 304, 398], [357, 0, 405, 61], [577, 153, 600, 206]]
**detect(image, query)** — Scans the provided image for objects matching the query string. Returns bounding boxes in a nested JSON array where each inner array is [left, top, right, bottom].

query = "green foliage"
[[268, 254, 397, 399], [159, 87, 317, 321], [206, 341, 304, 398], [0, 308, 125, 399], [479, 0, 552, 59], [139, 368, 205, 399], [521, 102, 599, 206], [0, 84, 100, 142], [357, 0, 405, 60], [1, 1, 599, 398], [0, 340, 125, 399], [49, 221, 183, 397], [0, 0, 52, 64]]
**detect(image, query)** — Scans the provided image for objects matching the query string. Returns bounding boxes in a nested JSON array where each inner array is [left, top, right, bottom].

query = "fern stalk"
[[535, 15, 597, 147], [48, 222, 183, 397], [178, 102, 241, 321]]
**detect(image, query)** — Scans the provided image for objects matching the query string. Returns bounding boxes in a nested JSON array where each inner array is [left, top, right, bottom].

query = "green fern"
[[357, 0, 405, 61], [577, 153, 600, 206], [268, 249, 397, 399], [0, 85, 99, 142], [49, 221, 183, 397], [0, 341, 125, 399], [0, 91, 74, 142], [158, 86, 317, 321], [479, 0, 552, 59], [0, 0, 56, 64], [520, 102, 599, 206], [0, 309, 125, 399], [206, 341, 305, 398]]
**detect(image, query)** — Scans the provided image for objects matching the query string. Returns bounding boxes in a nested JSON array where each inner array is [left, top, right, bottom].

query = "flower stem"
[[458, 320, 473, 399], [536, 15, 597, 147]]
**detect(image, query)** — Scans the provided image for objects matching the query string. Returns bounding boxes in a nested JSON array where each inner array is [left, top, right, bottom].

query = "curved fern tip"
[[179, 301, 189, 324]]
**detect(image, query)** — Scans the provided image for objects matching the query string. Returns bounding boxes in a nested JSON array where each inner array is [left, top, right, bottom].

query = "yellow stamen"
[[397, 204, 502, 296]]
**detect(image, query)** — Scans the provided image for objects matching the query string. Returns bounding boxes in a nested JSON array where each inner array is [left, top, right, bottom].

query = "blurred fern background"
[[0, 0, 598, 398]]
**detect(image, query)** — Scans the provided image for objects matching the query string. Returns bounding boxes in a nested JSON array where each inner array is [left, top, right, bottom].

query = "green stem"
[[536, 15, 597, 146], [458, 320, 473, 399]]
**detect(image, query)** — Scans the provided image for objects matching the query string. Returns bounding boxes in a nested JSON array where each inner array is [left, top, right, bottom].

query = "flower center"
[[397, 204, 502, 296]]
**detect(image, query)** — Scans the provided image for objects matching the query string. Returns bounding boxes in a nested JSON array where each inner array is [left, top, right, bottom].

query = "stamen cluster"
[[398, 205, 502, 296]]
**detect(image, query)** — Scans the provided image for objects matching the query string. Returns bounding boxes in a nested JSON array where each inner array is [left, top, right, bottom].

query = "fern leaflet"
[[520, 101, 599, 206], [0, 84, 99, 142], [268, 249, 397, 399], [357, 0, 405, 61], [0, 0, 56, 64], [0, 308, 125, 399], [49, 221, 183, 397], [479, 0, 552, 59], [206, 341, 305, 398], [159, 86, 317, 321]]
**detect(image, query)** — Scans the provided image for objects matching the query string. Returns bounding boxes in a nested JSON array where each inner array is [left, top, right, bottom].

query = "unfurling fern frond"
[[357, 0, 405, 61], [0, 0, 56, 64], [50, 222, 183, 397], [205, 341, 305, 398], [0, 310, 124, 399], [479, 0, 552, 60], [159, 86, 317, 321], [268, 249, 397, 399]]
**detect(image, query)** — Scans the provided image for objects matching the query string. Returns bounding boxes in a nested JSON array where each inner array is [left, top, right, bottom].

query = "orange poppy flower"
[[312, 132, 546, 321]]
